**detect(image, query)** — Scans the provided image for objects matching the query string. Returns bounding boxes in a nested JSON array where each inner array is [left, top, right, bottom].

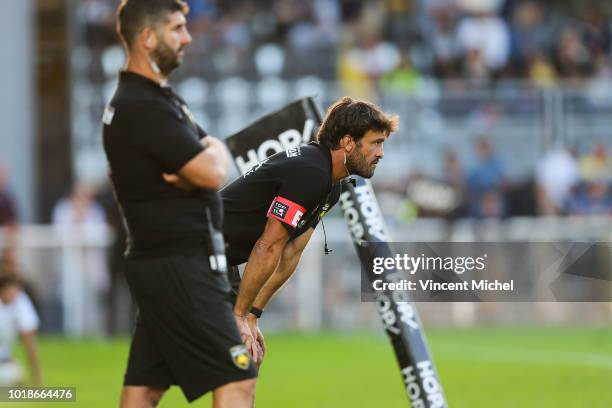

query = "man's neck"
[[125, 55, 168, 86], [330, 148, 350, 183]]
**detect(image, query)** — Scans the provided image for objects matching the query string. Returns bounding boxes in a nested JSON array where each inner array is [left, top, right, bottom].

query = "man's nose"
[[182, 29, 192, 45]]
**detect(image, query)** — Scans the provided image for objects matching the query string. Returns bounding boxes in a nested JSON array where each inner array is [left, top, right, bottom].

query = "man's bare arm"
[[251, 227, 314, 310], [168, 136, 231, 190], [244, 227, 314, 364], [234, 218, 290, 317], [20, 331, 41, 385]]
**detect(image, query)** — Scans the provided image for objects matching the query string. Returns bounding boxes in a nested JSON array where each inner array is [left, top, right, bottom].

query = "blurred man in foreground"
[[104, 1, 255, 406]]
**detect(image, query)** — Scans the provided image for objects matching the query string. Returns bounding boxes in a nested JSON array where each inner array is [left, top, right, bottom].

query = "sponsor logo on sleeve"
[[286, 147, 301, 158], [267, 196, 306, 228]]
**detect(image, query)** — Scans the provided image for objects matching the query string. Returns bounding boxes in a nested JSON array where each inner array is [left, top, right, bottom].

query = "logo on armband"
[[267, 196, 307, 228], [271, 201, 289, 218]]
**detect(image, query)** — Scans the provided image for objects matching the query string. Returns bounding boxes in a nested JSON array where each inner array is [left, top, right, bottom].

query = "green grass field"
[[6, 327, 612, 407]]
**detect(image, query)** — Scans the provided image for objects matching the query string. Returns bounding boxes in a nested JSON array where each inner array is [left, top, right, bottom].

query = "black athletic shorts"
[[123, 248, 257, 402]]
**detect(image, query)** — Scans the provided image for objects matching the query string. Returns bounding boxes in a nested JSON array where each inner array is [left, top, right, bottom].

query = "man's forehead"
[[364, 130, 388, 139], [164, 10, 187, 26]]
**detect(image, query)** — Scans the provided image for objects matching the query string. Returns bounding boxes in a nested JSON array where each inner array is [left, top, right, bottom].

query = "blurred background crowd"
[[69, 0, 612, 222], [0, 0, 611, 340], [79, 0, 612, 88]]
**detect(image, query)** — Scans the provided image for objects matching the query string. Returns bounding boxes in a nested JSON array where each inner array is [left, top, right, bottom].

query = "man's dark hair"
[[317, 96, 399, 150], [117, 0, 189, 50], [0, 274, 19, 292]]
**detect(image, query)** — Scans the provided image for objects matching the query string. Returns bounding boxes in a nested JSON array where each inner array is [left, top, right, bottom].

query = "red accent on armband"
[[267, 196, 307, 228]]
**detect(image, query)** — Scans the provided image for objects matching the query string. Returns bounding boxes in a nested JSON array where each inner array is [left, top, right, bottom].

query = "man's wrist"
[[233, 311, 247, 319]]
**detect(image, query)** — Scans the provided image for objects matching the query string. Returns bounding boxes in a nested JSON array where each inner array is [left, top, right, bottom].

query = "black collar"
[[308, 141, 334, 190], [119, 70, 165, 90], [119, 70, 185, 104]]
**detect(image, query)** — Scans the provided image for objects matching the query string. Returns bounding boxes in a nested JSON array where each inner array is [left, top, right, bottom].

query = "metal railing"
[[2, 217, 611, 337]]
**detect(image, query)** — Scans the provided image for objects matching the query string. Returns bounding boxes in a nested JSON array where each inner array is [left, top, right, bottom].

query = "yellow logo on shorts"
[[230, 345, 251, 370]]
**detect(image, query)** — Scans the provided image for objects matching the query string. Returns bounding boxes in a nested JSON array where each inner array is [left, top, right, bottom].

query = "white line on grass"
[[436, 343, 612, 369]]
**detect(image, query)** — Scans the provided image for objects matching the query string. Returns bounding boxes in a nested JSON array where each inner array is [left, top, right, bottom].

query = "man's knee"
[[146, 387, 167, 406], [218, 378, 257, 398], [120, 385, 168, 408]]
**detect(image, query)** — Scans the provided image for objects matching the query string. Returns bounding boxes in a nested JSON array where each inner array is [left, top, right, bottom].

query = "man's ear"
[[341, 134, 354, 152], [139, 27, 158, 51]]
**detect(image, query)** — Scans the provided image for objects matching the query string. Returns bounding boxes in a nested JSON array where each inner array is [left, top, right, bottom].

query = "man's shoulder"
[[270, 144, 329, 171], [109, 91, 166, 114], [109, 79, 171, 112], [104, 92, 176, 132]]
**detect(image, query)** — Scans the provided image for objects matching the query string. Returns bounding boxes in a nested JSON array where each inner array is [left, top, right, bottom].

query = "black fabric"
[[222, 142, 341, 266], [228, 265, 241, 304], [103, 71, 222, 256], [123, 250, 257, 402]]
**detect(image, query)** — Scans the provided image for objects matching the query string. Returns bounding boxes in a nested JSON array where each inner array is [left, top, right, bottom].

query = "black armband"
[[249, 307, 263, 319]]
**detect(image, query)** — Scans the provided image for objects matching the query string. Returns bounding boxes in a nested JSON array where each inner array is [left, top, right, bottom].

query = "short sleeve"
[[12, 292, 39, 333], [267, 167, 328, 231], [120, 103, 204, 173], [197, 124, 207, 140]]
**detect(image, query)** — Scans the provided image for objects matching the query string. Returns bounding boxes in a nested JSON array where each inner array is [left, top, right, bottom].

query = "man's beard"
[[346, 146, 379, 179], [151, 40, 183, 77]]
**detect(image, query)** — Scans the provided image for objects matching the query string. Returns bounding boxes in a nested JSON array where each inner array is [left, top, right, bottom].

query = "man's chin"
[[160, 63, 180, 77], [355, 170, 374, 179]]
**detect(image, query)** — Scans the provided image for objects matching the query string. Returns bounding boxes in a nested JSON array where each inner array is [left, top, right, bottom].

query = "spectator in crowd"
[[554, 25, 593, 84], [582, 6, 611, 58], [535, 148, 579, 215], [463, 48, 491, 84], [527, 51, 557, 88], [467, 137, 508, 218], [0, 249, 40, 315], [381, 54, 421, 94], [77, 0, 115, 49], [443, 149, 467, 207], [578, 142, 612, 182], [426, 2, 461, 78], [0, 275, 41, 386], [443, 149, 466, 191], [565, 180, 612, 216], [508, 1, 551, 75], [0, 164, 17, 228], [52, 182, 109, 335], [593, 53, 612, 81], [456, 1, 511, 78], [441, 149, 467, 218]]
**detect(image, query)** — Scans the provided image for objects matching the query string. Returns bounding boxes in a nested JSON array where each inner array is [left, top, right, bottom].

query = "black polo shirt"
[[103, 71, 221, 257], [221, 142, 341, 266]]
